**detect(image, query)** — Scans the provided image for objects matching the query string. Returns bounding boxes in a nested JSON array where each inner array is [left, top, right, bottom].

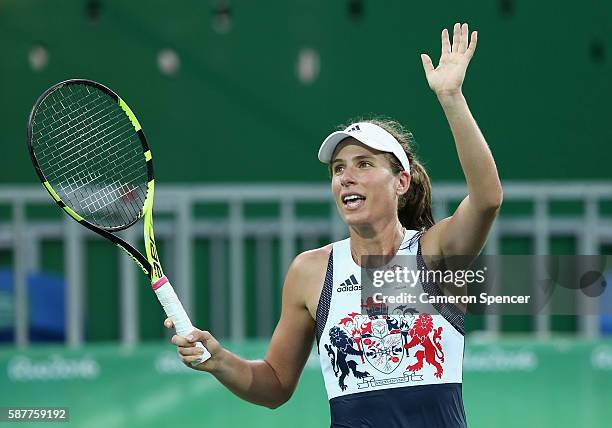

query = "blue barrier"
[[0, 270, 65, 341]]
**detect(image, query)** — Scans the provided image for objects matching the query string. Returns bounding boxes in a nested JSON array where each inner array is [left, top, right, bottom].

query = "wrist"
[[207, 347, 230, 375], [436, 90, 466, 107]]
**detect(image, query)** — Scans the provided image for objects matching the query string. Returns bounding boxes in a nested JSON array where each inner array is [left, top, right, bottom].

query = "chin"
[[342, 211, 372, 227]]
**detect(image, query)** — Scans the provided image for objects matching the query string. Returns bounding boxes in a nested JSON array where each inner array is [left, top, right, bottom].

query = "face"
[[330, 138, 410, 228]]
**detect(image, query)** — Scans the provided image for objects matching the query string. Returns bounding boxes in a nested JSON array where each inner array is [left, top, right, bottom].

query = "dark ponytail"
[[364, 118, 435, 231]]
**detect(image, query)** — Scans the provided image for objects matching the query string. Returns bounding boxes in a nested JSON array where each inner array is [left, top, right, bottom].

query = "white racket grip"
[[152, 276, 211, 365]]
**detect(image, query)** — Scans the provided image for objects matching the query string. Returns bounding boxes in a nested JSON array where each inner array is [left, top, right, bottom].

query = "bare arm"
[[167, 249, 327, 409], [421, 23, 503, 257]]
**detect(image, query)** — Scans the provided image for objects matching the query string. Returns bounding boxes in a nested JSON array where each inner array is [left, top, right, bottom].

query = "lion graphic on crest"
[[325, 326, 370, 391], [404, 313, 445, 378]]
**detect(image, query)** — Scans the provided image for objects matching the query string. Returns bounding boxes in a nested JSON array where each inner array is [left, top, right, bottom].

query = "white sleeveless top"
[[315, 229, 465, 401]]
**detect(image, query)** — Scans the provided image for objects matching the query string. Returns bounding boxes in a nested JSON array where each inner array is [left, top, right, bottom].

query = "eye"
[[333, 164, 344, 174], [359, 160, 372, 168]]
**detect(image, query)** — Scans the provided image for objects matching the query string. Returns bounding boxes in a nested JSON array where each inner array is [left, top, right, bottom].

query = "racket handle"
[[152, 276, 211, 365]]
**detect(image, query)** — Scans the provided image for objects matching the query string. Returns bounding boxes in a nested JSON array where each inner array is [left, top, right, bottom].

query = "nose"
[[340, 166, 357, 187]]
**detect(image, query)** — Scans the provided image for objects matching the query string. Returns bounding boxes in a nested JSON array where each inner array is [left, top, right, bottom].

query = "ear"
[[396, 171, 411, 196]]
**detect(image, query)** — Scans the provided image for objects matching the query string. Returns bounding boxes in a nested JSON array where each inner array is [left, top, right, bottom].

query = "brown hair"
[[333, 117, 435, 231]]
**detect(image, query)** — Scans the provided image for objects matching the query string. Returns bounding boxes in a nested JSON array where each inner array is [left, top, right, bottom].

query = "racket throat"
[[143, 209, 164, 282]]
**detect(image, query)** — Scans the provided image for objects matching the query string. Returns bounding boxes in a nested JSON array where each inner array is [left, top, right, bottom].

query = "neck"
[[348, 219, 406, 267]]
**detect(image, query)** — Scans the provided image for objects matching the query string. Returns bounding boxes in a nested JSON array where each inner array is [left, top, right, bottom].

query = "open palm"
[[421, 23, 477, 96]]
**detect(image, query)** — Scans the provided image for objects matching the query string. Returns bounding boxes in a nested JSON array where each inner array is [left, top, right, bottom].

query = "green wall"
[[1, 0, 611, 185]]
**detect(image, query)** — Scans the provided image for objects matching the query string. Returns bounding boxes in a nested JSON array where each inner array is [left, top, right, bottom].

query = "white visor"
[[318, 122, 410, 172]]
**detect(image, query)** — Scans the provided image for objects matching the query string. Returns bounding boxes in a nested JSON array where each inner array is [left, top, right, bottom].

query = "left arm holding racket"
[[27, 79, 210, 365]]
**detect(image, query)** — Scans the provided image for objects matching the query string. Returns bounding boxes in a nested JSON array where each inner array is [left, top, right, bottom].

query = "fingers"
[[420, 54, 434, 74], [177, 344, 203, 357], [441, 28, 451, 56], [171, 333, 194, 347], [171, 328, 219, 367], [467, 30, 478, 58], [164, 318, 174, 329], [444, 22, 475, 56], [173, 332, 204, 365], [459, 23, 468, 53], [451, 23, 460, 53], [170, 328, 207, 347], [177, 343, 207, 364]]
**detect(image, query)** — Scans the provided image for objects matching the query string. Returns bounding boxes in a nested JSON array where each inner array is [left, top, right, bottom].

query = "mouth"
[[341, 193, 366, 210]]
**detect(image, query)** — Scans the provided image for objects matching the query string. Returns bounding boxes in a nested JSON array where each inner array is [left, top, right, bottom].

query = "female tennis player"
[[166, 22, 501, 427]]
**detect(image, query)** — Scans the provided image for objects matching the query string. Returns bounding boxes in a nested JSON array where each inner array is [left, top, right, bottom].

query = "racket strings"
[[40, 86, 143, 218], [31, 83, 148, 230]]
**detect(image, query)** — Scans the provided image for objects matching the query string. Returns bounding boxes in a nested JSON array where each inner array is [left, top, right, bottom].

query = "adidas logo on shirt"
[[336, 274, 361, 292]]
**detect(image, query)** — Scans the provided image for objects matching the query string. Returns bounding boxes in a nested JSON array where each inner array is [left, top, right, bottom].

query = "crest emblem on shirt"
[[362, 318, 404, 374], [325, 309, 446, 391]]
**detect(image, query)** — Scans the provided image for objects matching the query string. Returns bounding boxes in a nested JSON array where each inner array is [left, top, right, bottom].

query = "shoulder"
[[283, 244, 332, 313], [287, 244, 332, 282]]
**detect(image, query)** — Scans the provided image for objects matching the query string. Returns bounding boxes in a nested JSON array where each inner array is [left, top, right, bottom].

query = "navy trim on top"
[[315, 250, 334, 348]]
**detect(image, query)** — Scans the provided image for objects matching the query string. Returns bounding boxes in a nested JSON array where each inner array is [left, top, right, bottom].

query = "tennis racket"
[[27, 79, 211, 364]]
